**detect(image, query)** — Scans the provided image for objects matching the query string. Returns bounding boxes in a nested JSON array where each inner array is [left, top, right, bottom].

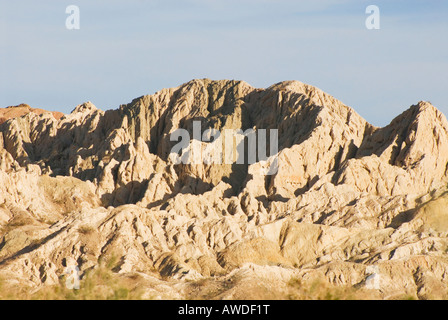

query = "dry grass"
[[0, 259, 145, 300], [286, 278, 381, 300], [1, 272, 445, 300], [184, 274, 384, 300]]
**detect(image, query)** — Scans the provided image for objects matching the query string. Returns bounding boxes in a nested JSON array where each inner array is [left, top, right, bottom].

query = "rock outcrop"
[[0, 79, 448, 299], [0, 104, 63, 125]]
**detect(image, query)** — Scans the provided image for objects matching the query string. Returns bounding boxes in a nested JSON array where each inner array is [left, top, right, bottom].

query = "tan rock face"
[[1, 79, 448, 299], [0, 104, 64, 125]]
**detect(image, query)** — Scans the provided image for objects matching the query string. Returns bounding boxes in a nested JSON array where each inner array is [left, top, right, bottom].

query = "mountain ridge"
[[0, 79, 447, 299]]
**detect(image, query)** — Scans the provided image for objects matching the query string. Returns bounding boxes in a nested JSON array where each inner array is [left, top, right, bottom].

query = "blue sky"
[[0, 0, 447, 126]]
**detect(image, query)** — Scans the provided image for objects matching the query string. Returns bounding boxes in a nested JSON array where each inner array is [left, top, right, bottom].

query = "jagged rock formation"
[[1, 79, 448, 299], [0, 104, 63, 125]]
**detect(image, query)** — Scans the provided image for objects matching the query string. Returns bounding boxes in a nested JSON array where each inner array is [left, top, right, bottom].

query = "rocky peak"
[[0, 103, 63, 125], [1, 80, 448, 299], [70, 101, 98, 114]]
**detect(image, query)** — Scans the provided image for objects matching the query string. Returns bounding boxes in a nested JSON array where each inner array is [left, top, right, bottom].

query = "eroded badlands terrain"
[[1, 79, 448, 299]]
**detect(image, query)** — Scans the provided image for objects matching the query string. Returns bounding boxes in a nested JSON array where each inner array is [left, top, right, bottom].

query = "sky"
[[0, 0, 447, 126]]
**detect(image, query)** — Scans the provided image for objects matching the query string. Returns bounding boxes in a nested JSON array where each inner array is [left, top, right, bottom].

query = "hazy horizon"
[[1, 0, 447, 126]]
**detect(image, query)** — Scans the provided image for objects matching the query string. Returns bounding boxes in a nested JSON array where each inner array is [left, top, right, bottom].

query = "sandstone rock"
[[0, 104, 63, 125], [1, 79, 448, 299]]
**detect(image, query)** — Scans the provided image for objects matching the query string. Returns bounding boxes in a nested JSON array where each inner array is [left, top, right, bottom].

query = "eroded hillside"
[[1, 79, 448, 299]]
